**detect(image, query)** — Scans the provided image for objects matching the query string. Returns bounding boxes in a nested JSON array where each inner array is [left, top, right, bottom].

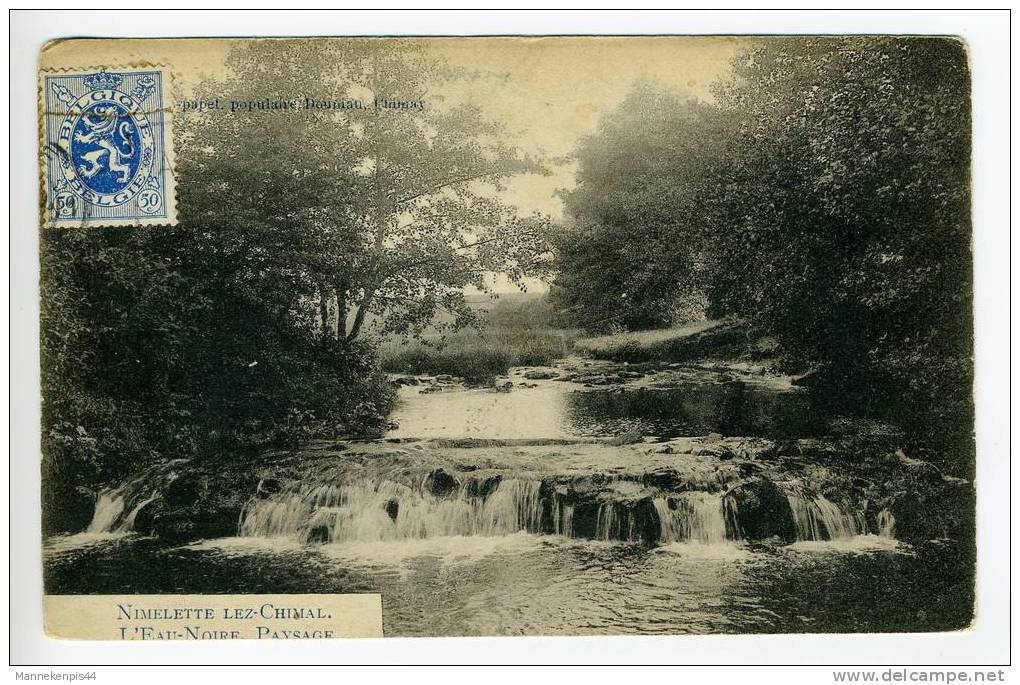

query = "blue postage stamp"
[[41, 67, 177, 227]]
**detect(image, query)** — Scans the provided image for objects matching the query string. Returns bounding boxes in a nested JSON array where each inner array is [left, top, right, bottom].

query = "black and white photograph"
[[8, 8, 1012, 674]]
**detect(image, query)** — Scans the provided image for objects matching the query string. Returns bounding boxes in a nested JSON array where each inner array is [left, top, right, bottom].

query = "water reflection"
[[388, 384, 574, 439], [388, 378, 824, 441], [44, 534, 971, 636], [569, 382, 826, 439]]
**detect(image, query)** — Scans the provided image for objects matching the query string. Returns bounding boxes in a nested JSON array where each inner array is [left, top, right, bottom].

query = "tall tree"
[[705, 37, 972, 426], [182, 41, 366, 344], [552, 83, 718, 331], [187, 40, 553, 343], [328, 41, 552, 341]]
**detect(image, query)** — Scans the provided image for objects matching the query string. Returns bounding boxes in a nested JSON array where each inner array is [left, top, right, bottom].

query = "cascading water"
[[74, 457, 894, 549], [653, 492, 728, 544], [594, 500, 647, 542], [550, 496, 575, 537], [784, 487, 867, 541], [877, 509, 896, 538], [239, 477, 547, 543], [237, 475, 890, 547], [82, 461, 187, 535], [86, 490, 128, 534]]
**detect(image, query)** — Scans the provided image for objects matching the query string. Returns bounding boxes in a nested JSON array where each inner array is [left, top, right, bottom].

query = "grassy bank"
[[381, 318, 753, 381], [573, 319, 754, 363], [380, 326, 580, 382]]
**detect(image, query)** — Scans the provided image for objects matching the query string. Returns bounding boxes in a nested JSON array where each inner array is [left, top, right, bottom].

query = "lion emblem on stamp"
[[41, 67, 177, 227]]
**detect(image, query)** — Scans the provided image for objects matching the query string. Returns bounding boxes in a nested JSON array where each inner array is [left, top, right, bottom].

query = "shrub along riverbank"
[[379, 295, 580, 383], [573, 320, 777, 366], [380, 326, 579, 383]]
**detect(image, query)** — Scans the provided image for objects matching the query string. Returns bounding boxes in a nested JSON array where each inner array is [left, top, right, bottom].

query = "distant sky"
[[42, 37, 746, 293], [433, 37, 746, 291], [433, 37, 745, 219]]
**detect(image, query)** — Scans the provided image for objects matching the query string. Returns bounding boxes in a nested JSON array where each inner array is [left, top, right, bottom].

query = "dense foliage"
[[40, 223, 393, 467], [549, 83, 717, 331], [41, 40, 553, 531], [186, 40, 552, 345], [552, 38, 973, 469]]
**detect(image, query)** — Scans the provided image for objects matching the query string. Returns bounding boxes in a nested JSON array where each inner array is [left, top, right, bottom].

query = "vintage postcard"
[[37, 35, 976, 640]]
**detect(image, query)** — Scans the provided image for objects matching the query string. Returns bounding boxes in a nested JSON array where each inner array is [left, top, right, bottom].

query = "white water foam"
[[86, 491, 128, 534], [653, 492, 728, 544], [239, 478, 547, 543], [785, 534, 905, 554], [43, 531, 133, 556], [785, 487, 867, 541]]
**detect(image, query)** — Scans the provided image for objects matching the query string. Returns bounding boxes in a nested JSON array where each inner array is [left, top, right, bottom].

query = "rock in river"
[[307, 524, 331, 544], [723, 478, 797, 542], [606, 428, 643, 446], [423, 468, 460, 498]]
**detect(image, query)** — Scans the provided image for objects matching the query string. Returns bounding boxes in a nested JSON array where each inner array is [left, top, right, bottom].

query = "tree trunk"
[[346, 291, 374, 342], [334, 281, 348, 340], [318, 284, 330, 342]]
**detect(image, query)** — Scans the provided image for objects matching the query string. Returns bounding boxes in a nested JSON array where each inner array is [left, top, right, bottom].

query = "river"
[[43, 357, 974, 636]]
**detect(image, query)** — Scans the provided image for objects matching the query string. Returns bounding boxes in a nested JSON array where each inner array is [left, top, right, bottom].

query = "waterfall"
[[550, 496, 575, 537], [82, 460, 187, 534], [594, 501, 646, 542], [120, 493, 160, 531], [238, 476, 881, 546], [78, 460, 892, 548], [86, 490, 127, 534], [653, 492, 728, 544], [485, 477, 544, 533], [239, 478, 547, 543], [785, 487, 866, 541], [722, 496, 742, 541], [877, 509, 896, 538]]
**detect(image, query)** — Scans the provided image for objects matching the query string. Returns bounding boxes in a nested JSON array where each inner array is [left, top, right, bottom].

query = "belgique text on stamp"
[[40, 66, 177, 227]]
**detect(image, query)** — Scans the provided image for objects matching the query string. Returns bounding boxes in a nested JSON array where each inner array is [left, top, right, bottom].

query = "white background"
[[6, 8, 1013, 677]]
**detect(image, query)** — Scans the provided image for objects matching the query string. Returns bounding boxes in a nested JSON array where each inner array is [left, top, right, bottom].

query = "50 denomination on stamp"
[[40, 67, 177, 227]]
